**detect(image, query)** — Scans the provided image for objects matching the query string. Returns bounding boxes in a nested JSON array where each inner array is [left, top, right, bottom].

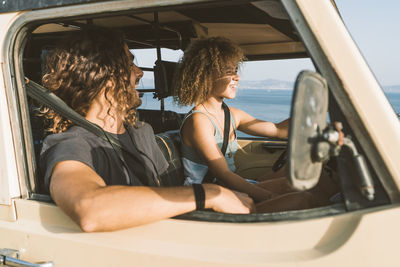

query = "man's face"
[[125, 45, 144, 90], [124, 45, 143, 108]]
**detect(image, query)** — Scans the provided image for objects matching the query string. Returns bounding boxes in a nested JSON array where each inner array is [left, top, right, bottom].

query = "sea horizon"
[[138, 78, 400, 94], [140, 88, 400, 118], [140, 89, 399, 138]]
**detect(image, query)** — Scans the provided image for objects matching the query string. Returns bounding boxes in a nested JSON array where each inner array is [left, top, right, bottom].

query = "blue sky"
[[241, 0, 400, 86], [335, 0, 400, 86], [134, 1, 400, 86]]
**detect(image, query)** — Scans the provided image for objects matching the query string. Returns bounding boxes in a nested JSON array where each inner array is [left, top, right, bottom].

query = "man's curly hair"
[[173, 37, 244, 106], [41, 28, 141, 133]]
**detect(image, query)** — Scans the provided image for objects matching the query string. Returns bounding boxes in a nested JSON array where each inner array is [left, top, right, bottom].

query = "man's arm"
[[50, 160, 254, 232]]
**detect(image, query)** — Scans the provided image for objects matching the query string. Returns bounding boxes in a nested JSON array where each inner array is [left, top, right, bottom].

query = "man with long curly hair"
[[40, 29, 254, 232]]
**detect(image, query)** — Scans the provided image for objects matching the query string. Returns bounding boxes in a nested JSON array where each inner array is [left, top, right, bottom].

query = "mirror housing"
[[287, 71, 328, 190]]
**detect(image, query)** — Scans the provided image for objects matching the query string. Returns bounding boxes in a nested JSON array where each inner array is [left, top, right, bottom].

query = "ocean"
[[139, 90, 294, 122], [140, 89, 400, 136]]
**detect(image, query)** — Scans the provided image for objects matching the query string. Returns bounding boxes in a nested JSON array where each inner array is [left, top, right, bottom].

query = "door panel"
[[1, 199, 399, 266], [235, 139, 286, 179]]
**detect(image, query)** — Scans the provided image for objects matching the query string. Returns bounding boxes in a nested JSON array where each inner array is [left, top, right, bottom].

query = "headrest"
[[153, 60, 178, 99]]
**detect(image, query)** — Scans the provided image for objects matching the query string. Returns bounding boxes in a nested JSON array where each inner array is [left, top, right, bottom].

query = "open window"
[[11, 0, 391, 223]]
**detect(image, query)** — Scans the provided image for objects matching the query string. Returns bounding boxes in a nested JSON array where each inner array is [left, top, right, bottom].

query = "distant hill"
[[239, 79, 293, 90], [238, 81, 400, 92], [383, 85, 400, 93], [137, 78, 294, 90], [138, 76, 400, 93], [239, 80, 400, 92]]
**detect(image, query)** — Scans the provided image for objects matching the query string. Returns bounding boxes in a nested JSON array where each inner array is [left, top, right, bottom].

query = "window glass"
[[227, 59, 314, 126], [132, 48, 183, 91]]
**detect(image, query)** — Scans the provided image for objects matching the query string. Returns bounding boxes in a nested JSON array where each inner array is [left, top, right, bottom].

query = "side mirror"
[[287, 71, 328, 190], [287, 71, 375, 200]]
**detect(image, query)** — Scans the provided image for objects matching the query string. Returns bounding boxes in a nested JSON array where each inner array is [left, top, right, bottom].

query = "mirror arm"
[[342, 137, 375, 201], [314, 123, 375, 201]]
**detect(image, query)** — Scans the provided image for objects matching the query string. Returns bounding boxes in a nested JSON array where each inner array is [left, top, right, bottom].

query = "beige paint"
[[204, 23, 291, 43], [242, 41, 306, 56], [0, 12, 21, 205], [0, 201, 17, 222], [0, 199, 399, 266], [33, 11, 192, 33]]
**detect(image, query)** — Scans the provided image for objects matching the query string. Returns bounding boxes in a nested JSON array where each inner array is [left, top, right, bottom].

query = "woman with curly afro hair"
[[173, 37, 334, 212]]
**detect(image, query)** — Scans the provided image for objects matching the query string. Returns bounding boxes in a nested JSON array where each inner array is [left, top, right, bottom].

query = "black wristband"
[[192, 184, 205, 210]]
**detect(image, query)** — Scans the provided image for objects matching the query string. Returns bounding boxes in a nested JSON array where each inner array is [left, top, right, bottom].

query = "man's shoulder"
[[128, 121, 154, 136], [41, 126, 97, 153]]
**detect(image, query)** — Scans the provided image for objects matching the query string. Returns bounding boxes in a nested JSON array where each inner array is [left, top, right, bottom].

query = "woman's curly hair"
[[41, 28, 141, 133], [173, 37, 244, 106]]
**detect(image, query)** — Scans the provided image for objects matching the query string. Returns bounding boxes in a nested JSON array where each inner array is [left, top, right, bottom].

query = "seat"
[[155, 130, 185, 186], [29, 101, 49, 194], [136, 59, 183, 134], [137, 109, 183, 134], [153, 59, 177, 100]]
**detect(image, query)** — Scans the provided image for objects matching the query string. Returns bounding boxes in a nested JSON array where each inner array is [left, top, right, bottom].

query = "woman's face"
[[212, 65, 240, 99]]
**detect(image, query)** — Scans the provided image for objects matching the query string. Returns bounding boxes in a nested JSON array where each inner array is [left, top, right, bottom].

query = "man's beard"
[[131, 95, 142, 109]]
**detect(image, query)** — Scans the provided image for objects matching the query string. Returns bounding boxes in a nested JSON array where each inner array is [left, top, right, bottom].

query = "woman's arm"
[[231, 107, 289, 139], [50, 160, 254, 232], [181, 113, 274, 202]]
